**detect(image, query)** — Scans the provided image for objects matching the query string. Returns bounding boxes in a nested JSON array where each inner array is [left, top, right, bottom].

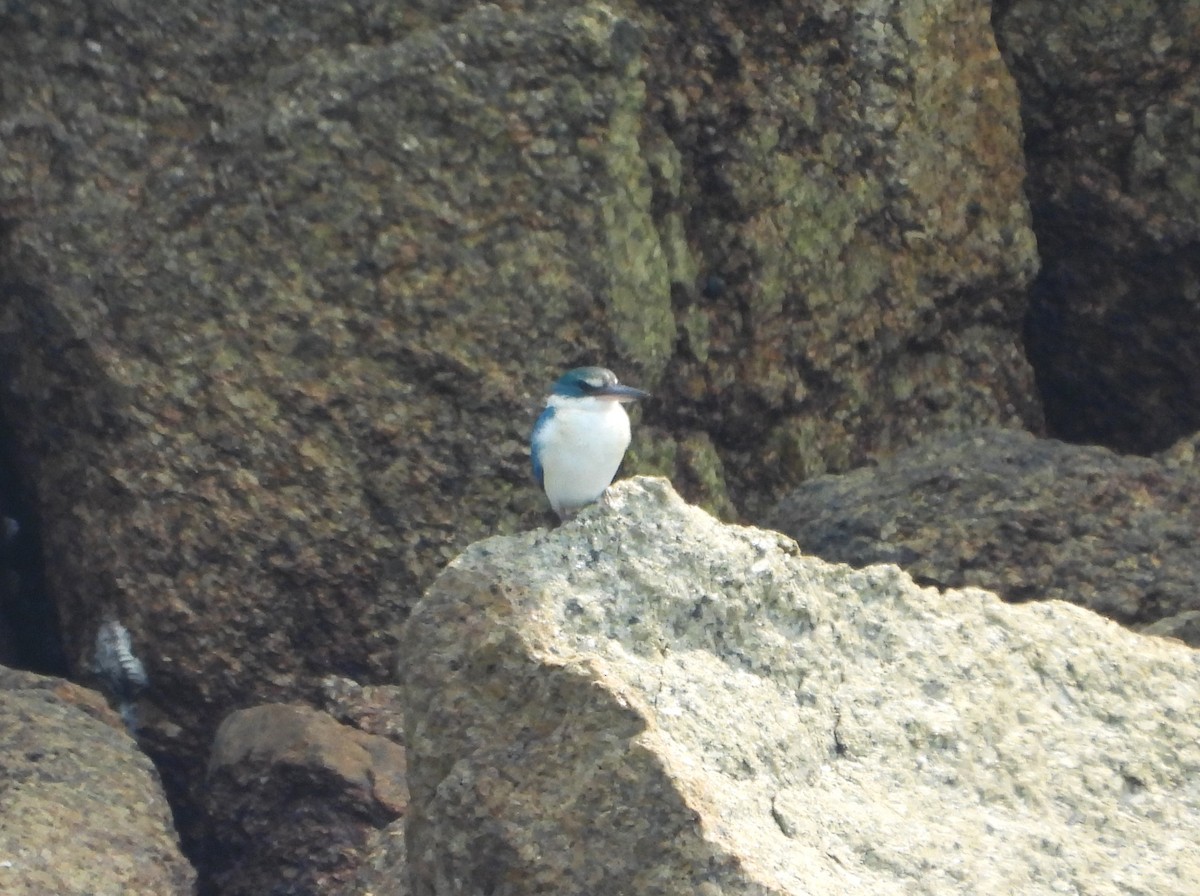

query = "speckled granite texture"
[[0, 669, 196, 895], [401, 478, 1200, 895]]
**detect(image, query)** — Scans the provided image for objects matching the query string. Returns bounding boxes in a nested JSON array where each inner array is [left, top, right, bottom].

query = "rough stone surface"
[[336, 822, 410, 896], [204, 702, 407, 896], [318, 675, 407, 745], [0, 0, 665, 846], [766, 427, 1200, 644], [1142, 610, 1200, 647], [996, 0, 1200, 451], [0, 667, 196, 895], [0, 0, 1042, 863], [402, 477, 1200, 896], [1158, 429, 1200, 469], [639, 0, 1042, 511]]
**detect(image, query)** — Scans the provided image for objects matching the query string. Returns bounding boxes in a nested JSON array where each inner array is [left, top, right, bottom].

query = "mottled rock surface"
[[336, 823, 410, 896], [0, 0, 1042, 865], [1159, 429, 1200, 468], [767, 427, 1200, 644], [639, 0, 1042, 509], [996, 0, 1200, 451], [204, 703, 407, 896], [1, 0, 664, 845], [0, 668, 196, 895], [402, 477, 1200, 896], [318, 674, 407, 745]]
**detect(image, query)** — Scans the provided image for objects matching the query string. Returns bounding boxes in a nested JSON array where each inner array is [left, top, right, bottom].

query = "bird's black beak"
[[598, 383, 649, 403]]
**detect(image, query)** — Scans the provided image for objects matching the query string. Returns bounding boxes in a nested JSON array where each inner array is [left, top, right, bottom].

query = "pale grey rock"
[[402, 477, 1200, 896]]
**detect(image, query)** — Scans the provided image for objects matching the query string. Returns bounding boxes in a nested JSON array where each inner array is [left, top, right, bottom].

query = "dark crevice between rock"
[[1023, 254, 1200, 455], [0, 406, 67, 676], [145, 745, 217, 894]]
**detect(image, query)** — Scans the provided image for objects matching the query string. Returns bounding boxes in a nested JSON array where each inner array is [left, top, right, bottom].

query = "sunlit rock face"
[[401, 477, 1200, 896]]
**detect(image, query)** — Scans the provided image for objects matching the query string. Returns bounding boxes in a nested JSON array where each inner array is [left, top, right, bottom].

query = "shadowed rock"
[[997, 0, 1200, 451], [767, 427, 1200, 644], [400, 477, 1200, 895], [204, 702, 407, 896]]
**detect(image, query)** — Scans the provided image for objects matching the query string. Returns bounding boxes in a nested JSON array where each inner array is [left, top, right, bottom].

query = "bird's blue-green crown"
[[547, 367, 647, 401], [549, 366, 620, 397]]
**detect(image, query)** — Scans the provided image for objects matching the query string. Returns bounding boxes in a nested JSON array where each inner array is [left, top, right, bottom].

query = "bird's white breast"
[[537, 396, 632, 515]]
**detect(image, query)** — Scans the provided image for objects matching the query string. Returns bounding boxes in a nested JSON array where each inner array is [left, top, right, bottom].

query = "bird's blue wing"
[[530, 406, 554, 488]]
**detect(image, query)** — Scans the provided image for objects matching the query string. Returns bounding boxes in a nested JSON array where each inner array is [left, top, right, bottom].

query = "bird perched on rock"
[[531, 366, 648, 520]]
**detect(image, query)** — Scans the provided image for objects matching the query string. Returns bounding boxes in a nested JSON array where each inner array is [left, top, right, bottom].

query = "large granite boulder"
[[0, 668, 196, 895], [400, 477, 1200, 895], [767, 426, 1200, 645], [631, 0, 1043, 512]]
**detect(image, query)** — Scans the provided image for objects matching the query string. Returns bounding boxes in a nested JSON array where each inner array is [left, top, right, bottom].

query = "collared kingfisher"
[[531, 366, 648, 519]]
